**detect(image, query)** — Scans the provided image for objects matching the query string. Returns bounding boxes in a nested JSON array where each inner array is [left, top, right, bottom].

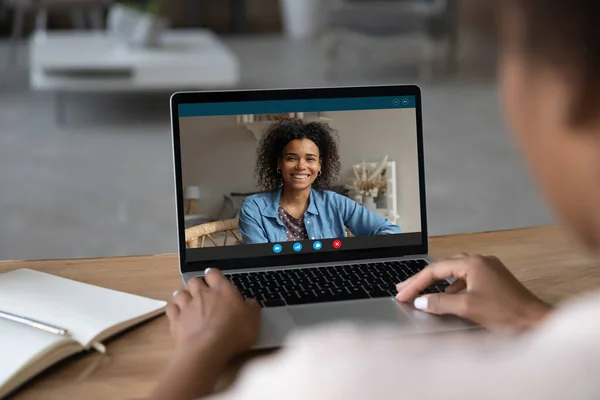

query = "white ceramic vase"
[[376, 193, 388, 209], [363, 195, 377, 212], [107, 4, 168, 48], [280, 0, 324, 40]]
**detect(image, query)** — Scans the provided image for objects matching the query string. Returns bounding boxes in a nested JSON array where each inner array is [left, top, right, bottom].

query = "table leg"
[[6, 5, 26, 72], [35, 7, 48, 31]]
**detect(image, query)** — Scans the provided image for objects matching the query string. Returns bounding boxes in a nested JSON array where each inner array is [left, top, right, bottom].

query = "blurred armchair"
[[185, 218, 242, 249], [321, 0, 460, 79]]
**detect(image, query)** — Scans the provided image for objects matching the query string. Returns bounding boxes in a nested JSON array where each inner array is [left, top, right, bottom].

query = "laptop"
[[170, 85, 474, 348]]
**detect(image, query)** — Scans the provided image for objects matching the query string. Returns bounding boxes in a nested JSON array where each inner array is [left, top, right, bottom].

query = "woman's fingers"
[[203, 268, 228, 288], [166, 302, 180, 320], [172, 289, 193, 309], [395, 275, 416, 292], [395, 258, 471, 302], [396, 254, 469, 292], [245, 297, 261, 311], [413, 292, 475, 319], [449, 252, 469, 259], [187, 276, 207, 295], [444, 279, 467, 294]]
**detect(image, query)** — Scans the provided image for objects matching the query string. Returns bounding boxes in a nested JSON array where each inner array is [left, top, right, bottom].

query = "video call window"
[[178, 97, 422, 261]]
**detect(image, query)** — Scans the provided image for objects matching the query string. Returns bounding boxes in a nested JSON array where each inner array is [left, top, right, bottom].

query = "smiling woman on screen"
[[238, 118, 402, 244]]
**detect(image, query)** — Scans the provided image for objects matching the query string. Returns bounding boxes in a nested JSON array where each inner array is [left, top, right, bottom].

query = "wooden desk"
[[1, 226, 599, 399]]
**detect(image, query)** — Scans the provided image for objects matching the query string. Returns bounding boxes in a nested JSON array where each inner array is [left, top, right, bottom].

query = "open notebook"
[[0, 268, 167, 398]]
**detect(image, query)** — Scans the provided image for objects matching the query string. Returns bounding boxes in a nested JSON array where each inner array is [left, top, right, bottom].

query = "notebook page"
[[0, 269, 167, 346], [0, 318, 73, 389]]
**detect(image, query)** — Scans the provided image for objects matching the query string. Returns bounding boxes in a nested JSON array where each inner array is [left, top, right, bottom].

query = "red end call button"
[[332, 239, 342, 249]]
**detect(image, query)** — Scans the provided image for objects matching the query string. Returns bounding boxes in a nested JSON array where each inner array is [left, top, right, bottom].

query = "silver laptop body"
[[171, 85, 475, 348]]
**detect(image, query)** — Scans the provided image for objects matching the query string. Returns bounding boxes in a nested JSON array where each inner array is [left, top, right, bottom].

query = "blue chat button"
[[272, 244, 283, 253], [313, 241, 323, 251]]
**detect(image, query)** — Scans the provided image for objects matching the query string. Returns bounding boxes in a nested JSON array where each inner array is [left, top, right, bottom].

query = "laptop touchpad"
[[289, 298, 414, 328]]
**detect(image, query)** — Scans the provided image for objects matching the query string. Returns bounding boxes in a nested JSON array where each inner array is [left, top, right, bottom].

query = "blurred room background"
[[0, 0, 553, 260]]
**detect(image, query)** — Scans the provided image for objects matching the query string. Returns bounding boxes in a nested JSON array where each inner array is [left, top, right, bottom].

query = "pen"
[[0, 310, 70, 336]]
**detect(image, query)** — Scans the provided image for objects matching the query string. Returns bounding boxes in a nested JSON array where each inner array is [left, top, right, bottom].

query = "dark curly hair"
[[255, 118, 341, 191]]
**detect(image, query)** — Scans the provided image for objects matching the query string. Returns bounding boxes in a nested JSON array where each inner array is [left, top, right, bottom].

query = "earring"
[[318, 170, 322, 176], [277, 167, 281, 174]]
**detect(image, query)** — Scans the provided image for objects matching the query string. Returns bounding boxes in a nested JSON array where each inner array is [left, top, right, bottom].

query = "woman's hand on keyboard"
[[395, 254, 552, 332], [152, 271, 260, 400], [167, 268, 261, 359]]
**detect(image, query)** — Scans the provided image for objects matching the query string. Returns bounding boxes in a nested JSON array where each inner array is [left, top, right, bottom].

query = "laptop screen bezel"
[[171, 85, 428, 273]]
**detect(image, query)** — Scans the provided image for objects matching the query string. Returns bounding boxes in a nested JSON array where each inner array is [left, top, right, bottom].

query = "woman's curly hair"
[[255, 118, 341, 192]]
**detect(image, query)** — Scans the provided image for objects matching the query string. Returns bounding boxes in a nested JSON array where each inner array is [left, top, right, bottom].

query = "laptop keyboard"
[[224, 259, 449, 308]]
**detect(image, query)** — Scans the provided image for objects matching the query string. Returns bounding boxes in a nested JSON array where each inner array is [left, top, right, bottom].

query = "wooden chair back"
[[185, 218, 242, 248]]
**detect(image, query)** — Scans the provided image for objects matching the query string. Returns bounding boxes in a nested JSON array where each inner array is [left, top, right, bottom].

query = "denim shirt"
[[239, 188, 402, 244]]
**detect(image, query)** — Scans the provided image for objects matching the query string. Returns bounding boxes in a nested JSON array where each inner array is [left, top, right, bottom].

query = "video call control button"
[[313, 241, 323, 250], [332, 240, 342, 249], [293, 242, 303, 252], [272, 244, 283, 253]]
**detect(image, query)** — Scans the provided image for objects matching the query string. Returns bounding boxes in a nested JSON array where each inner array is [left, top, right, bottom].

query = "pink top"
[[212, 292, 600, 399]]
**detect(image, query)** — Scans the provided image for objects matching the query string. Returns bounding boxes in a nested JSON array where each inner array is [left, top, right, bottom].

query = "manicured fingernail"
[[395, 293, 402, 301], [173, 290, 179, 297], [204, 268, 211, 274], [414, 297, 428, 310]]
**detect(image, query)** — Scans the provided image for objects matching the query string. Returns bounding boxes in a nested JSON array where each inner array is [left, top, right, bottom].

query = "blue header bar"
[[178, 96, 416, 117]]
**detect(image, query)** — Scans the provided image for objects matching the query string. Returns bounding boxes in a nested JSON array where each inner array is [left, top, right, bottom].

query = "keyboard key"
[[264, 292, 282, 301], [262, 299, 286, 308], [347, 286, 369, 300], [330, 287, 349, 299], [297, 290, 318, 303], [347, 278, 363, 287], [366, 289, 392, 298], [293, 271, 307, 280], [255, 293, 267, 302], [396, 269, 412, 280], [282, 291, 302, 305], [313, 289, 337, 303], [246, 281, 260, 289], [314, 288, 330, 297]]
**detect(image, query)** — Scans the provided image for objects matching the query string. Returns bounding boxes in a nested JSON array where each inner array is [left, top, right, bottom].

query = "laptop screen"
[[173, 87, 426, 272]]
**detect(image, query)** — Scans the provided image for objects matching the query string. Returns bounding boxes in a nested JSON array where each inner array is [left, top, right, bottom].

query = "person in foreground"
[[151, 1, 600, 398], [238, 119, 402, 244]]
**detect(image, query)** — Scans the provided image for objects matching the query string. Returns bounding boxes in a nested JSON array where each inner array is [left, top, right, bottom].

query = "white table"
[[29, 29, 240, 122]]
